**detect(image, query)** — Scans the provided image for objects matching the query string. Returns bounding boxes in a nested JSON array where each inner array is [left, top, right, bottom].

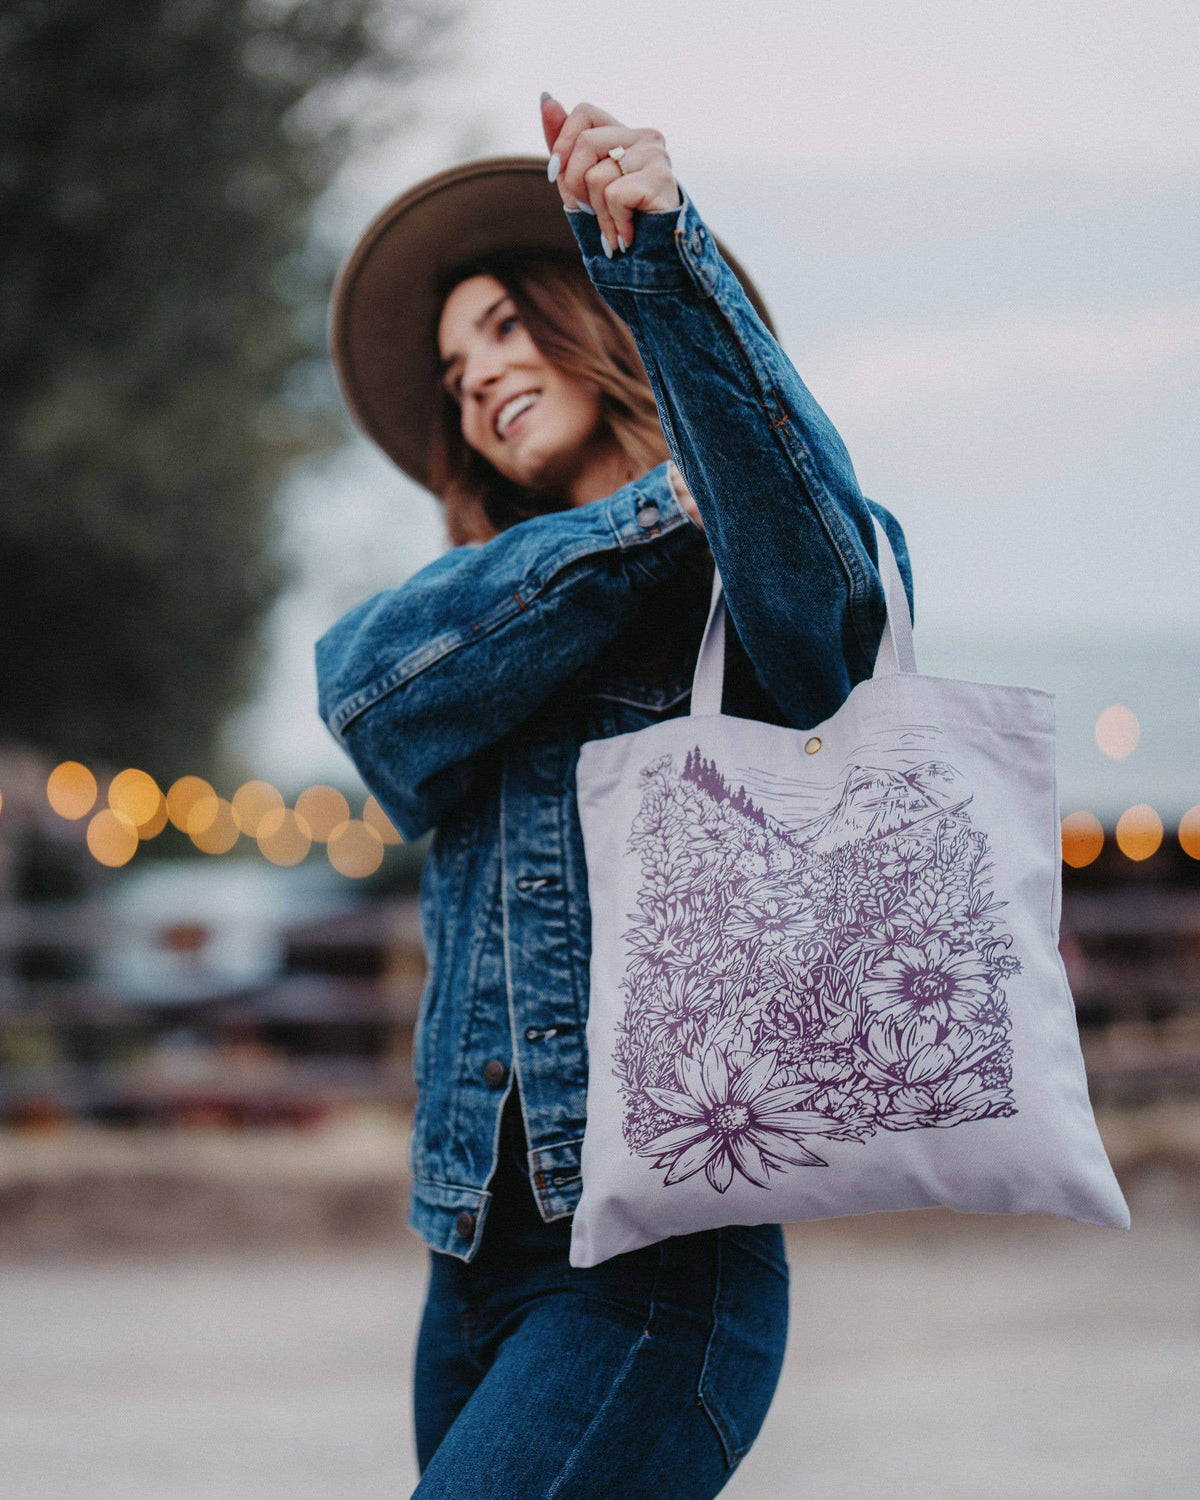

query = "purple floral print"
[[642, 1044, 867, 1192], [616, 746, 1019, 1191]]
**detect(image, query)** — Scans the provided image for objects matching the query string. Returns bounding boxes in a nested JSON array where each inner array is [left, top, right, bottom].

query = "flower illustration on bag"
[[642, 1044, 867, 1192], [615, 746, 1020, 1192], [860, 938, 993, 1028]]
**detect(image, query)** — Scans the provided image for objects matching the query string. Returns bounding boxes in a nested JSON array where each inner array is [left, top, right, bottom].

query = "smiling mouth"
[[494, 390, 541, 439]]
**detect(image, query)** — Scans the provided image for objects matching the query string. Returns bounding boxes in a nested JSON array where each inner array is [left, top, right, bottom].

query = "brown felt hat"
[[328, 155, 775, 492]]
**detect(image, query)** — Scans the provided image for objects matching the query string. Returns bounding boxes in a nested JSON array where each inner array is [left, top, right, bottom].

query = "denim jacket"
[[315, 188, 914, 1260]]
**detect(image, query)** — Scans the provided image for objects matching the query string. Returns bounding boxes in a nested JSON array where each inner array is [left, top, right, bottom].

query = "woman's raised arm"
[[315, 462, 703, 840], [543, 98, 914, 728]]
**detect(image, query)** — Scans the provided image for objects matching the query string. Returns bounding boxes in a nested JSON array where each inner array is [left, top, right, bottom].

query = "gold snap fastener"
[[804, 736, 822, 755]]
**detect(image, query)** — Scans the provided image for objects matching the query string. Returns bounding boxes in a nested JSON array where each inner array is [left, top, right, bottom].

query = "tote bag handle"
[[689, 515, 915, 717]]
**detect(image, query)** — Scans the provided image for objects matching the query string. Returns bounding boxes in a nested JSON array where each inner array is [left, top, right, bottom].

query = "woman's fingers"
[[580, 160, 627, 255], [600, 159, 680, 250], [539, 95, 581, 208], [547, 100, 621, 194], [569, 129, 672, 251], [539, 93, 568, 153], [560, 125, 635, 238], [542, 98, 680, 251]]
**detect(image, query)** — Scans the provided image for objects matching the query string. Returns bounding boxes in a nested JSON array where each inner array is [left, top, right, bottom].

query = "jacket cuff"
[[604, 460, 686, 543], [565, 187, 719, 300], [604, 460, 705, 582]]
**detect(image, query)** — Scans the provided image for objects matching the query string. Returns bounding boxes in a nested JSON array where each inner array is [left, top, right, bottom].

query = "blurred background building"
[[0, 2, 1197, 1496]]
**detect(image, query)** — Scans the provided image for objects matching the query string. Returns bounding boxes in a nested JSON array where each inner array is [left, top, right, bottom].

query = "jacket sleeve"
[[566, 190, 914, 729], [315, 460, 706, 841]]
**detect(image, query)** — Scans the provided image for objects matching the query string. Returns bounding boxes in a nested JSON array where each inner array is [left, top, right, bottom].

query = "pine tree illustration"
[[681, 746, 768, 826]]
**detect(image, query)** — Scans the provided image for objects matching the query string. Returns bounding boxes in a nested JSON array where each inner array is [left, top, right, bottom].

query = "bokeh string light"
[[188, 797, 240, 855], [231, 780, 284, 837], [294, 784, 350, 842], [1115, 803, 1163, 861], [257, 807, 312, 866], [327, 819, 385, 878], [86, 808, 139, 867], [45, 761, 1196, 875], [1094, 704, 1140, 760], [1060, 810, 1105, 868], [138, 794, 170, 840], [38, 762, 410, 875], [47, 761, 98, 819], [107, 768, 162, 828], [166, 775, 216, 831]]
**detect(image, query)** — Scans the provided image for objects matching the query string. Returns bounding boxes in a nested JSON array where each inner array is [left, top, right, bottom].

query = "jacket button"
[[455, 1211, 476, 1240], [636, 503, 660, 528], [483, 1059, 508, 1089]]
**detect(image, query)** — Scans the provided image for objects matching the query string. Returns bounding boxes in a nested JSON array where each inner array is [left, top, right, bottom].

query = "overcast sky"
[[229, 1, 1199, 819]]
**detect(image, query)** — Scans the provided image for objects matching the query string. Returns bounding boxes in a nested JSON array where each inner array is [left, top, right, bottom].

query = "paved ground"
[[1, 1178, 1196, 1499]]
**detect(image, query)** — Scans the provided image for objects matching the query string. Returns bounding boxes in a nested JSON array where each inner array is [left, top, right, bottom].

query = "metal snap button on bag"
[[570, 518, 1128, 1268]]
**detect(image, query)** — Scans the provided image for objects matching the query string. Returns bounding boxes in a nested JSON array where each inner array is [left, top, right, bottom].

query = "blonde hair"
[[428, 251, 670, 545]]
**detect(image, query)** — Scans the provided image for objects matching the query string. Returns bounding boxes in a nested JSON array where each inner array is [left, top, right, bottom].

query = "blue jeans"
[[412, 1089, 789, 1497]]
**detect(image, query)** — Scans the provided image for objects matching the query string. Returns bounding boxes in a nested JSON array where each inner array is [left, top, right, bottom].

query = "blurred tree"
[[0, 0, 454, 777]]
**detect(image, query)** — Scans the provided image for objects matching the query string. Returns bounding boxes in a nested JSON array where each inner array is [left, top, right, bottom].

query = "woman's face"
[[437, 274, 607, 491]]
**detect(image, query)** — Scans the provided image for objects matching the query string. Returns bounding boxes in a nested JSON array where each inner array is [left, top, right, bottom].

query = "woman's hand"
[[538, 98, 699, 530], [540, 95, 681, 257]]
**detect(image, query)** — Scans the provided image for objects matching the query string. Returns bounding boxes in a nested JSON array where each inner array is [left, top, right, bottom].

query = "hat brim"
[[328, 156, 775, 492]]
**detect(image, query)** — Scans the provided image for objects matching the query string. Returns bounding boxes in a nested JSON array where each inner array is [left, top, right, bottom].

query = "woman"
[[317, 96, 914, 1498]]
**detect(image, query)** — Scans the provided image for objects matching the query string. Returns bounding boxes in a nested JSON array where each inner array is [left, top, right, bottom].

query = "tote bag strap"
[[689, 566, 728, 717], [689, 514, 915, 717], [869, 514, 917, 679]]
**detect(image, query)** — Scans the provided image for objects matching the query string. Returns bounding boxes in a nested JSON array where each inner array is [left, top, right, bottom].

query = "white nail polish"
[[547, 153, 561, 183], [575, 200, 595, 215], [617, 233, 628, 253], [600, 233, 613, 259]]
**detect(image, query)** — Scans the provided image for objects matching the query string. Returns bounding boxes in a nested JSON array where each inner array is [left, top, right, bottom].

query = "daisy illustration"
[[641, 1044, 864, 1192], [887, 1071, 1016, 1130], [860, 937, 994, 1028], [641, 970, 718, 1053], [723, 885, 812, 948]]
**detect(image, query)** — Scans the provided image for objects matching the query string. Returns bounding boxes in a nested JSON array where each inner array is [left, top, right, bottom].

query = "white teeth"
[[495, 391, 539, 437]]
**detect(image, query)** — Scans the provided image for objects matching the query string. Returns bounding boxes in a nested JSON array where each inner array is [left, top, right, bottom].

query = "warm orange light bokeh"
[[231, 780, 284, 837], [327, 819, 384, 878], [363, 795, 403, 845], [186, 793, 221, 836], [257, 807, 312, 866], [108, 768, 162, 827], [1094, 704, 1140, 760], [1179, 805, 1200, 860], [87, 808, 139, 867], [188, 797, 240, 854], [47, 761, 98, 820], [294, 785, 350, 843], [1060, 810, 1104, 868], [1114, 803, 1163, 861], [167, 776, 216, 832], [138, 794, 170, 840]]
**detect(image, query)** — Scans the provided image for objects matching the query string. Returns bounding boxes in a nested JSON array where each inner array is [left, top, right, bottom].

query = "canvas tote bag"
[[570, 519, 1129, 1268]]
